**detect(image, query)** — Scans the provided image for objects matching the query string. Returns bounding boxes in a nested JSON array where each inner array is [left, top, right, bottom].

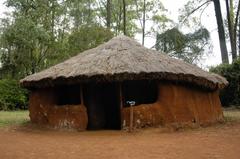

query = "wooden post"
[[129, 103, 133, 132], [127, 101, 135, 132], [119, 82, 134, 132]]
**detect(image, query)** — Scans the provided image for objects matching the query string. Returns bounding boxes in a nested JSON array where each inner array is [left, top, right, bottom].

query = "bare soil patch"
[[0, 121, 240, 159], [0, 109, 240, 159]]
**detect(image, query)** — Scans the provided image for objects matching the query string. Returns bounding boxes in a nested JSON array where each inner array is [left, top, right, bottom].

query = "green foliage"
[[0, 0, 66, 78], [0, 0, 219, 78], [210, 59, 240, 106], [0, 79, 28, 110], [0, 16, 51, 78], [67, 0, 97, 28], [97, 0, 139, 36], [155, 27, 211, 64], [0, 0, 117, 79], [68, 25, 114, 56]]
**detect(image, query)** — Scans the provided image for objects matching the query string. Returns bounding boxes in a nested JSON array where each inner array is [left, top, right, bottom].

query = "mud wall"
[[29, 82, 224, 130], [122, 82, 223, 128], [29, 88, 88, 130]]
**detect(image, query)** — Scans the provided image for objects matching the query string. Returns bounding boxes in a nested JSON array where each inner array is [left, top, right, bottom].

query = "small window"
[[122, 80, 158, 107], [56, 85, 81, 105]]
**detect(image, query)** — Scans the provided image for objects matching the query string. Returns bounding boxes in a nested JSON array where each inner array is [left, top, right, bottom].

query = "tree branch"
[[199, 2, 211, 25], [180, 0, 212, 24]]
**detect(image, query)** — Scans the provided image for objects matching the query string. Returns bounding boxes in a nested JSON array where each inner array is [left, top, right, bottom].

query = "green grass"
[[223, 109, 240, 122], [0, 111, 29, 127]]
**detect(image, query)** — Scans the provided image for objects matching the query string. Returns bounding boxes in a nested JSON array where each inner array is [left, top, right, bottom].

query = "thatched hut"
[[20, 35, 228, 130]]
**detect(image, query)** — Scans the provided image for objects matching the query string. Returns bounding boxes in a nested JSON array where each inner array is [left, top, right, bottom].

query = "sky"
[[0, 0, 229, 68]]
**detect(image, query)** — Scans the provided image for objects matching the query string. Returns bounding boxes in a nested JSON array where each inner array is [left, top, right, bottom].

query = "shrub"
[[0, 79, 28, 110], [210, 59, 240, 107]]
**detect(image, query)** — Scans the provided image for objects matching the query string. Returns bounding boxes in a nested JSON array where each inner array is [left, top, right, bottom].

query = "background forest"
[[0, 0, 239, 110]]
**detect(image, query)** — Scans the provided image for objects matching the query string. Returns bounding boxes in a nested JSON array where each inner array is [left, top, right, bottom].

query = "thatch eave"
[[20, 71, 228, 91]]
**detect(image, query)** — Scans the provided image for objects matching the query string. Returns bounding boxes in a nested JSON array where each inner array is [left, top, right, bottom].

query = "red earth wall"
[[122, 83, 224, 128], [29, 88, 88, 130], [29, 82, 223, 130]]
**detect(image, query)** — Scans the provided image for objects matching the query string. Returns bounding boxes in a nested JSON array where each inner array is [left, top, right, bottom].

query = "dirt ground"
[[0, 122, 240, 159]]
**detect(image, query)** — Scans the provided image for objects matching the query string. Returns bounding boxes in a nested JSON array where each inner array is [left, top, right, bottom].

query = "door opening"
[[83, 82, 121, 130]]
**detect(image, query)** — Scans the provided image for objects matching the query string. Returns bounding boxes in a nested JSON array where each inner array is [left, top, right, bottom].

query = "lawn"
[[0, 111, 29, 127]]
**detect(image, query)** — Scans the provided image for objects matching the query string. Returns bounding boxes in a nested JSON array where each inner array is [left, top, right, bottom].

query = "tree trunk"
[[117, 1, 122, 35], [234, 0, 240, 59], [239, 14, 240, 58], [87, 1, 91, 24], [142, 0, 146, 46], [123, 0, 127, 35], [107, 0, 111, 29], [226, 0, 237, 60], [51, 0, 55, 39], [213, 0, 229, 64]]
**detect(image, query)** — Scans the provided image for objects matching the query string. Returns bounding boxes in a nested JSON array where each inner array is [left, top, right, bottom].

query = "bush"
[[210, 59, 240, 107], [0, 79, 28, 110]]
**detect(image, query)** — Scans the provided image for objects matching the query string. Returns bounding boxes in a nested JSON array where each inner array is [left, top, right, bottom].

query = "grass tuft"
[[0, 111, 29, 127], [223, 109, 240, 122]]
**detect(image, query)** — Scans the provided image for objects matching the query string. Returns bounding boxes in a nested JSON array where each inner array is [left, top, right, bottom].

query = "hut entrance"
[[83, 82, 121, 130]]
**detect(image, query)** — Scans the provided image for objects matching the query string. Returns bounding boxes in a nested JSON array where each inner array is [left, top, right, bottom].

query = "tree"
[[179, 0, 229, 64], [96, 0, 137, 36], [0, 16, 52, 77], [0, 0, 68, 77], [155, 27, 211, 64], [134, 0, 169, 46], [142, 0, 146, 45], [67, 0, 97, 29], [107, 0, 111, 29], [0, 0, 107, 78], [134, 0, 146, 45], [213, 0, 229, 63], [225, 0, 240, 61], [68, 25, 114, 56], [123, 0, 127, 35]]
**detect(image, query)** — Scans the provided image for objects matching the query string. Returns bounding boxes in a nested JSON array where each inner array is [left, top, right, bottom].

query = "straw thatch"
[[20, 35, 228, 90]]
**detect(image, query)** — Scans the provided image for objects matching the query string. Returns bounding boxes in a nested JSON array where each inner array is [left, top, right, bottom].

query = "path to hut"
[[0, 123, 240, 159]]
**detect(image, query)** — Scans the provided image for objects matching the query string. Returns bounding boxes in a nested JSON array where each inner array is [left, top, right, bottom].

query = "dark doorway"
[[83, 82, 121, 130]]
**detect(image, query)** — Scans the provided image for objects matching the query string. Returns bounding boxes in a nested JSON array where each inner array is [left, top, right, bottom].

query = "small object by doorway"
[[126, 101, 135, 132]]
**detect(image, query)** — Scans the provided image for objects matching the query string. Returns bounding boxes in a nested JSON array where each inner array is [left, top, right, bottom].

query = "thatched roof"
[[20, 35, 228, 90]]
